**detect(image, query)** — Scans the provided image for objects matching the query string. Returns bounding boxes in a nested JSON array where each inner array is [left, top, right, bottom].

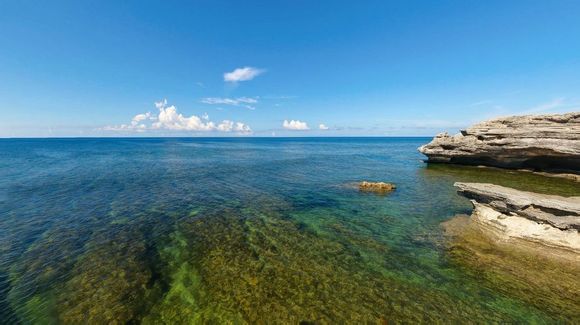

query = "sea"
[[0, 137, 578, 323]]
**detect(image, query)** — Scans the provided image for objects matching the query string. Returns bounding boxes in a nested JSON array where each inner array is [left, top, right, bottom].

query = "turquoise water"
[[0, 138, 578, 323]]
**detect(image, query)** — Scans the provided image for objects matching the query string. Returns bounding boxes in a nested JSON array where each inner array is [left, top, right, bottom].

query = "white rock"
[[454, 182, 580, 253], [471, 202, 580, 253]]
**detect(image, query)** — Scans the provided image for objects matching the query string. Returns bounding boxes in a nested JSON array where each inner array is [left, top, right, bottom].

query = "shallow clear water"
[[0, 138, 578, 323]]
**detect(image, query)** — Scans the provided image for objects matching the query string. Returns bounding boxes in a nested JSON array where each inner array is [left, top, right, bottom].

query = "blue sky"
[[1, 1, 580, 137]]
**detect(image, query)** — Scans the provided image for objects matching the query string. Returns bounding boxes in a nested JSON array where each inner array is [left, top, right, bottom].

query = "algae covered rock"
[[358, 181, 396, 193]]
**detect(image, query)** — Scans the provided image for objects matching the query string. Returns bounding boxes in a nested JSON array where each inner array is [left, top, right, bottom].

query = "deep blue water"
[[0, 137, 578, 323]]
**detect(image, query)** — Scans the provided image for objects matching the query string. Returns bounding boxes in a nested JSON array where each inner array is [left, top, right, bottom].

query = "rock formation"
[[419, 112, 580, 173], [454, 182, 580, 253], [358, 181, 396, 193]]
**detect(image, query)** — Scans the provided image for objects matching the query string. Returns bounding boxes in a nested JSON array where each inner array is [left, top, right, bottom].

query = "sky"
[[1, 0, 580, 137]]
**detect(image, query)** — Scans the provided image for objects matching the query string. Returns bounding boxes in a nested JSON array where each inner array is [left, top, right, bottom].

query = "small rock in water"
[[358, 181, 396, 193]]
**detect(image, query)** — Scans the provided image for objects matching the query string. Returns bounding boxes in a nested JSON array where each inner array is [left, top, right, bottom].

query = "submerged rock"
[[442, 214, 580, 321], [418, 112, 580, 173], [358, 181, 396, 193], [445, 182, 580, 320], [454, 182, 580, 253]]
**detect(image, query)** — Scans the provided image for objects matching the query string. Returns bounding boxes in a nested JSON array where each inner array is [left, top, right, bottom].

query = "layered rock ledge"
[[419, 112, 580, 173], [454, 182, 580, 253]]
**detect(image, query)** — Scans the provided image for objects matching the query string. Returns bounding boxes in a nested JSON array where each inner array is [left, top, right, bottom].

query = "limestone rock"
[[358, 181, 396, 193], [454, 182, 580, 252], [418, 112, 580, 173], [455, 182, 580, 230]]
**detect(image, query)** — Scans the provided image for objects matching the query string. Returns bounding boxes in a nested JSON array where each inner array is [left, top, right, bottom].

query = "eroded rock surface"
[[454, 182, 580, 253], [419, 112, 580, 173]]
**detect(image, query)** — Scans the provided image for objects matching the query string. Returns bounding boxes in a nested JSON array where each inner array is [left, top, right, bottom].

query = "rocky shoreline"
[[419, 112, 580, 260], [419, 112, 580, 174]]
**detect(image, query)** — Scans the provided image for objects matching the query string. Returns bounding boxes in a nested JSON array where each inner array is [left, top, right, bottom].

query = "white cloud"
[[131, 112, 154, 125], [224, 67, 265, 82], [319, 124, 329, 130], [201, 97, 258, 110], [283, 120, 309, 130], [102, 111, 155, 132], [103, 99, 252, 134], [215, 120, 252, 132], [237, 97, 258, 104], [152, 103, 215, 131], [155, 99, 167, 109], [201, 97, 258, 105], [102, 123, 148, 132]]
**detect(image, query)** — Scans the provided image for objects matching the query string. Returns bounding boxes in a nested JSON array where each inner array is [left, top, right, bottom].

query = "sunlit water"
[[0, 138, 578, 323]]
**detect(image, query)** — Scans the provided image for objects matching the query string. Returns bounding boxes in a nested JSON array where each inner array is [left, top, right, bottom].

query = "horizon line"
[[0, 135, 436, 140]]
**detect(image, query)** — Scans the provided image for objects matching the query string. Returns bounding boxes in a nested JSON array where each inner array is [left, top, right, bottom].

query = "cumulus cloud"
[[215, 120, 252, 132], [201, 97, 258, 110], [103, 99, 252, 134], [129, 112, 154, 128], [224, 67, 265, 82], [283, 120, 309, 130], [319, 124, 329, 130], [102, 111, 155, 132], [152, 103, 214, 131], [155, 99, 167, 109]]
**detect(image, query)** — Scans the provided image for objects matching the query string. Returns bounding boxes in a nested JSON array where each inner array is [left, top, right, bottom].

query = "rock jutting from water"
[[358, 181, 396, 193], [454, 182, 580, 253], [418, 112, 580, 173]]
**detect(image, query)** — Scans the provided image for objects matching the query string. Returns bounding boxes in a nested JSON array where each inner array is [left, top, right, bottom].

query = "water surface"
[[0, 138, 578, 323]]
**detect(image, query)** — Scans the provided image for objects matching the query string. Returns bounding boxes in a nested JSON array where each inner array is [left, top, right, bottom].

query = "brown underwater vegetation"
[[5, 188, 580, 324], [443, 215, 580, 321]]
